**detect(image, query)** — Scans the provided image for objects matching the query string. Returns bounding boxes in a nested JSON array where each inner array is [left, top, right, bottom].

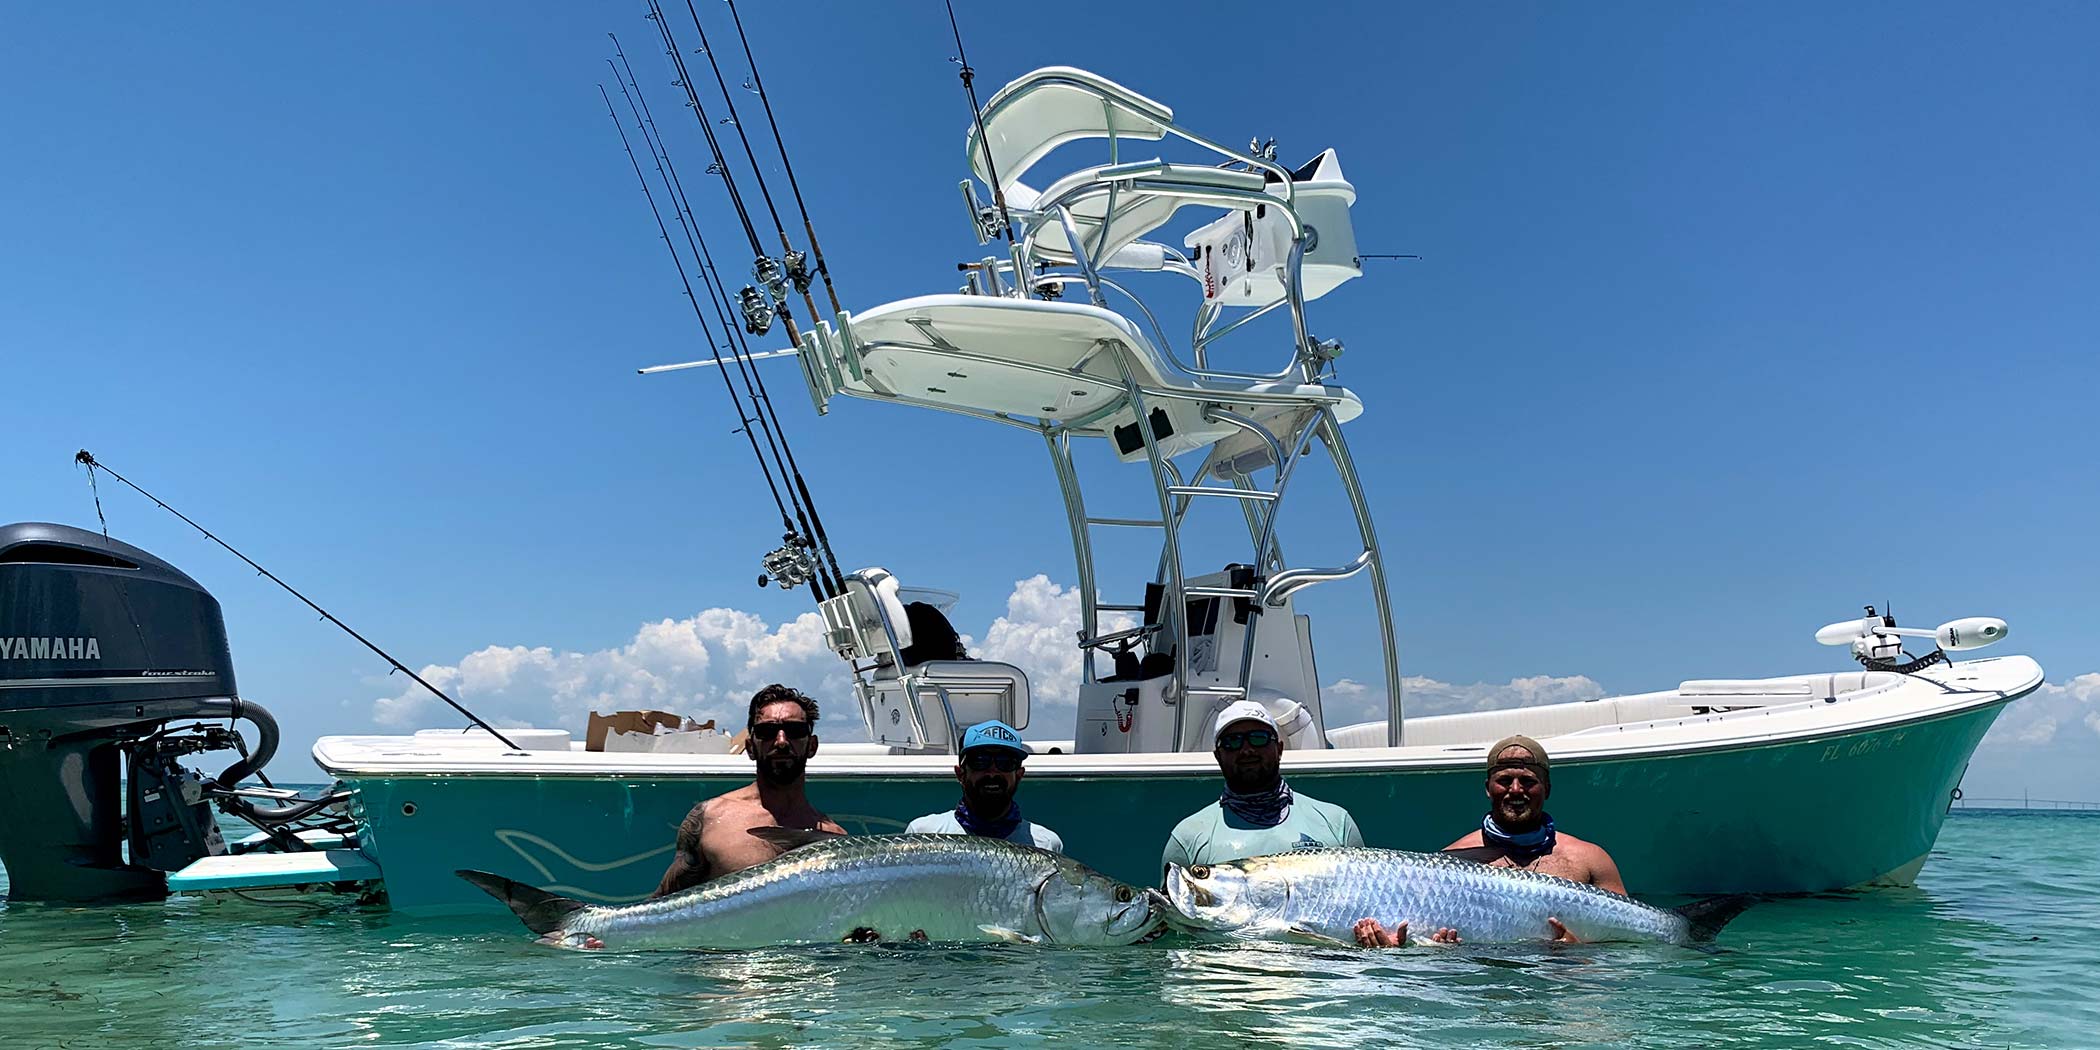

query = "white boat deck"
[[315, 656, 2039, 779]]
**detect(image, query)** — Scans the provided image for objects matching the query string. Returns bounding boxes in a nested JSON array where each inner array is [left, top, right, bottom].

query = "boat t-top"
[[0, 65, 2040, 912]]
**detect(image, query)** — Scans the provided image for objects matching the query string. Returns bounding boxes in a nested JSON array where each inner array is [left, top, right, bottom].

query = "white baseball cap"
[[1211, 699, 1279, 742]]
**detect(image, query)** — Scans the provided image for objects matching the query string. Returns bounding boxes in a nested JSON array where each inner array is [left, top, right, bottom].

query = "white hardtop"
[[804, 293, 1360, 461]]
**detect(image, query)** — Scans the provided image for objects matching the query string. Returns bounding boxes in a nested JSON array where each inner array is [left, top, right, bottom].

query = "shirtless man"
[[649, 683, 844, 898], [1354, 734, 1625, 946]]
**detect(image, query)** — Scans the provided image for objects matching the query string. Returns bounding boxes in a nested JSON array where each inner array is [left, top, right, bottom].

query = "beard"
[[1221, 760, 1281, 795], [757, 752, 807, 787], [1494, 798, 1541, 829], [963, 777, 1012, 813]]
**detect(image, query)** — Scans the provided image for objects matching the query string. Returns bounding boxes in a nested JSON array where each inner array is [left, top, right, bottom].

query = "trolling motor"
[[1814, 605, 2009, 674], [0, 522, 347, 901]]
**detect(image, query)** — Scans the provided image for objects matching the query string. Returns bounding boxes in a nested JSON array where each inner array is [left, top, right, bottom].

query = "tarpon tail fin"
[[456, 869, 588, 936], [1673, 893, 1759, 943], [747, 826, 846, 853]]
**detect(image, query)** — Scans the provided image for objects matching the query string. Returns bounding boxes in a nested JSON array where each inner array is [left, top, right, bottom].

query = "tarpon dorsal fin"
[[747, 826, 845, 853], [1439, 846, 1508, 866]]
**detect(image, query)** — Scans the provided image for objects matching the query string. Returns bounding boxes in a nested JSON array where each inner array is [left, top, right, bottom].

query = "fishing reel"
[[738, 285, 776, 336], [751, 254, 793, 308], [757, 534, 818, 590], [1814, 606, 2008, 673], [781, 250, 813, 296]]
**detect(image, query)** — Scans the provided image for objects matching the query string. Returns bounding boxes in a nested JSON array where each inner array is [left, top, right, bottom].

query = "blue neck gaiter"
[[955, 799, 1023, 840], [1221, 779, 1295, 827], [1482, 812, 1557, 863]]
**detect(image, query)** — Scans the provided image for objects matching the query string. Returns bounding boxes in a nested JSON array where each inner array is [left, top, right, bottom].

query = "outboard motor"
[[0, 522, 294, 901]]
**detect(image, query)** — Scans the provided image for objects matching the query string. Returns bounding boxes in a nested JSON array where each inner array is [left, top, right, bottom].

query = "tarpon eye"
[[1189, 865, 1211, 880], [1114, 886, 1134, 903]]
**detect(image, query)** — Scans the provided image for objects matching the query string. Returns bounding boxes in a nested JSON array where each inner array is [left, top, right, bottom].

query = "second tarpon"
[[1163, 847, 1753, 946], [461, 829, 1168, 950]]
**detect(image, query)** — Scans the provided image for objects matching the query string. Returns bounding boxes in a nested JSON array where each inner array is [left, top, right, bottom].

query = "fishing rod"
[[70, 450, 523, 751], [608, 46, 843, 595], [647, 0, 803, 348], [684, 199, 847, 594], [678, 0, 827, 333], [646, 0, 761, 265], [636, 6, 846, 594], [599, 81, 826, 596], [945, 0, 1013, 244], [723, 0, 844, 316]]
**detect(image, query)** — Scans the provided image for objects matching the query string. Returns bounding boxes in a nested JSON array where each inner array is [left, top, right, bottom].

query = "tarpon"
[[461, 829, 1168, 950], [1162, 847, 1753, 946]]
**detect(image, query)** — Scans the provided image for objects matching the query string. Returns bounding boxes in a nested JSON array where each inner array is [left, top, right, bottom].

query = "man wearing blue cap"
[[905, 720, 1065, 852]]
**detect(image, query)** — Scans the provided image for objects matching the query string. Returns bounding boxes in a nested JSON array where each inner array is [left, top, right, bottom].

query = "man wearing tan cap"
[[1355, 733, 1625, 946], [1445, 734, 1625, 891]]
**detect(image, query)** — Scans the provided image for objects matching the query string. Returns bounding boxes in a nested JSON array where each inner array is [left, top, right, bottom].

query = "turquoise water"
[[2, 810, 2094, 1049]]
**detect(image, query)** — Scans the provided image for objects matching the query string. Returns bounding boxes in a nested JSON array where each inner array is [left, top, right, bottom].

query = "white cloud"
[[370, 574, 2090, 776], [1976, 672, 2100, 750], [1321, 673, 1607, 726], [370, 575, 1127, 738], [372, 609, 846, 735], [968, 575, 1133, 729]]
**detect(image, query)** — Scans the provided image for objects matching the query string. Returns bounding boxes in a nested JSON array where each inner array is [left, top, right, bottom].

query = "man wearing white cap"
[[1160, 699, 1363, 871]]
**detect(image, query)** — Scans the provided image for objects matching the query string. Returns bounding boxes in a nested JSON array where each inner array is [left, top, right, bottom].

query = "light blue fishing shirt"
[[905, 810, 1065, 853], [1160, 792, 1363, 873]]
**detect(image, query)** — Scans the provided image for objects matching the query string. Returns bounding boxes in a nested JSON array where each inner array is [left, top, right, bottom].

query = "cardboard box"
[[586, 710, 686, 752], [605, 726, 735, 754]]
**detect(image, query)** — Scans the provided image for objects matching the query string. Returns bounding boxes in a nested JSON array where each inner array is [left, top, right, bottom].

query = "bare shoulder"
[[673, 798, 712, 842], [1553, 831, 1616, 864], [1553, 831, 1627, 893], [701, 786, 765, 819], [815, 814, 846, 835], [678, 789, 761, 844], [1443, 830, 1487, 851]]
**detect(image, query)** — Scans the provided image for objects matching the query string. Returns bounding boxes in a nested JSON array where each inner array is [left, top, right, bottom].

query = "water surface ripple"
[[2, 811, 2092, 1048]]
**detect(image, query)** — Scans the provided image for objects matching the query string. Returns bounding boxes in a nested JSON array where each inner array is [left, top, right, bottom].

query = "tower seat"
[[820, 568, 1031, 752]]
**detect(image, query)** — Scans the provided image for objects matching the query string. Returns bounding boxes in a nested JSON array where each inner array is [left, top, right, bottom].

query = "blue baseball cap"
[[959, 720, 1031, 756]]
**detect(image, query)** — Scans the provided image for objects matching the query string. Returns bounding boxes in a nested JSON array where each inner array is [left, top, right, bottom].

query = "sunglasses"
[[750, 720, 813, 743], [962, 752, 1022, 773], [1215, 729, 1276, 751]]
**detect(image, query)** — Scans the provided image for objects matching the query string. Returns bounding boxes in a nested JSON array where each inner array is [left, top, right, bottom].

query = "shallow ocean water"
[[2, 809, 2094, 1049]]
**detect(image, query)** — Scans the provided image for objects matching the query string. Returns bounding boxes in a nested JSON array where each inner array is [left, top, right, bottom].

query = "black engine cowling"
[[0, 521, 258, 901]]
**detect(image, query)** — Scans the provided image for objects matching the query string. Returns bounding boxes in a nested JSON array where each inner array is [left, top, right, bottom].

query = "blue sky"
[[2, 3, 2094, 798]]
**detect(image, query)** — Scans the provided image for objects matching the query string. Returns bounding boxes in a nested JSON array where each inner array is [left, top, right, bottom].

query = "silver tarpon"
[[1163, 848, 1752, 946], [461, 830, 1168, 951]]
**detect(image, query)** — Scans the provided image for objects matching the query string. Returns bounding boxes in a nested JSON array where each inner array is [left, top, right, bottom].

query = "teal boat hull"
[[337, 697, 2010, 913]]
